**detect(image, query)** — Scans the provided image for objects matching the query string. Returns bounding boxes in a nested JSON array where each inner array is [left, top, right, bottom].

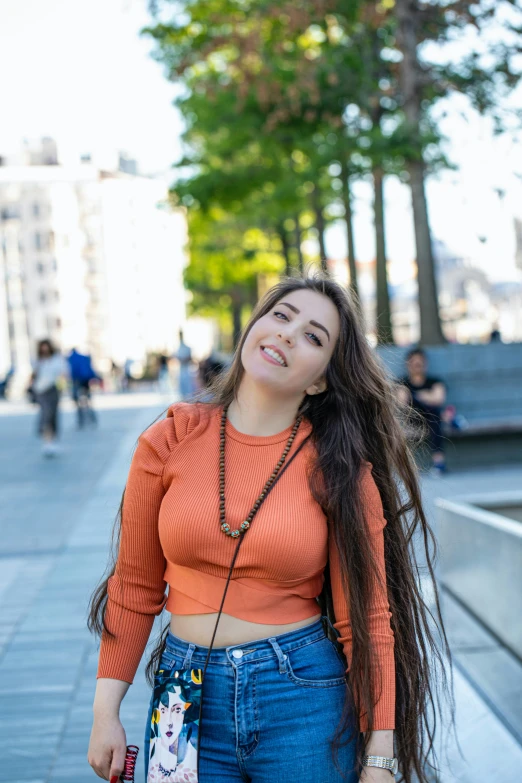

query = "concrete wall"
[[436, 493, 522, 657]]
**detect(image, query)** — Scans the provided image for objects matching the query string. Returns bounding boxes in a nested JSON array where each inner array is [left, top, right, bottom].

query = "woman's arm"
[[96, 431, 170, 682], [415, 381, 446, 407], [89, 679, 130, 781], [89, 424, 172, 780]]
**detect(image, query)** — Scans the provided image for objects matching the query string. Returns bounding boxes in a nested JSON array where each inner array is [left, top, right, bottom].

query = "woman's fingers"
[[109, 744, 127, 781]]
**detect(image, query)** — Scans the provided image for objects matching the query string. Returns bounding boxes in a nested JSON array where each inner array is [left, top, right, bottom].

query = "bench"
[[375, 343, 522, 470]]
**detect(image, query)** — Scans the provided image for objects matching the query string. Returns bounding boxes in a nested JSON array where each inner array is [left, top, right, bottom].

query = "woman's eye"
[[274, 311, 322, 346]]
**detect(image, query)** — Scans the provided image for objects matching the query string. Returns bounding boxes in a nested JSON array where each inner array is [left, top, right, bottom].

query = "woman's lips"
[[166, 731, 173, 737], [259, 346, 286, 367]]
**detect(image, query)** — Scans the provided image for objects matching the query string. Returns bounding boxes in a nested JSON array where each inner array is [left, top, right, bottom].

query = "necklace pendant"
[[230, 529, 241, 538], [220, 522, 231, 534], [240, 520, 250, 531]]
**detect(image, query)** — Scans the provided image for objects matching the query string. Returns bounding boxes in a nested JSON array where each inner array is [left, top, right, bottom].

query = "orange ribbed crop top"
[[96, 402, 395, 730]]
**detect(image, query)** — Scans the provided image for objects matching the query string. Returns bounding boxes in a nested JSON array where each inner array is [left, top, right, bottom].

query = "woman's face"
[[241, 288, 340, 398], [39, 343, 51, 358], [158, 689, 186, 752]]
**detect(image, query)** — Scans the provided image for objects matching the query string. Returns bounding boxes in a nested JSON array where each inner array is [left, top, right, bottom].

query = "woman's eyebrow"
[[278, 302, 330, 342]]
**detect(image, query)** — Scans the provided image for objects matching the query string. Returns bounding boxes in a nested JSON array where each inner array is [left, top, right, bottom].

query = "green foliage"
[[184, 204, 284, 329], [143, 0, 522, 337]]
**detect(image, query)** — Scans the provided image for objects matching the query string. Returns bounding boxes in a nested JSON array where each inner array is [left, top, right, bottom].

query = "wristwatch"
[[362, 755, 398, 776]]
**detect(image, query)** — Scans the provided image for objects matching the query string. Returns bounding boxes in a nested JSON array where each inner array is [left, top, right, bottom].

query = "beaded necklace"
[[219, 404, 302, 538]]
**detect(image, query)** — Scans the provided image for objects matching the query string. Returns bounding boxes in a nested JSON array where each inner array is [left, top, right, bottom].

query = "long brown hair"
[[89, 272, 456, 782]]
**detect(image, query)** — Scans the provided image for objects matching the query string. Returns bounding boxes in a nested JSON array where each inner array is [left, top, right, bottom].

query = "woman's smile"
[[260, 345, 288, 367]]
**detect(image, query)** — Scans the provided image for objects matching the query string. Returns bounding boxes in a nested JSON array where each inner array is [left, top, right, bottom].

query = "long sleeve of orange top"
[[329, 463, 395, 731], [97, 426, 171, 683]]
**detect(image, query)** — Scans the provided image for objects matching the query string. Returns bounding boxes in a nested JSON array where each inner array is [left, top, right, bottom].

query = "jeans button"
[[232, 649, 243, 659]]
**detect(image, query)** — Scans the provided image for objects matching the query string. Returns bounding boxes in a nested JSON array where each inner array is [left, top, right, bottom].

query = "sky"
[[1, 0, 521, 282]]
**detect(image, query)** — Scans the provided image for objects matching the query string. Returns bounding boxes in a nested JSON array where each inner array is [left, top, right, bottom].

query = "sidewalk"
[[0, 398, 169, 783], [0, 398, 520, 782]]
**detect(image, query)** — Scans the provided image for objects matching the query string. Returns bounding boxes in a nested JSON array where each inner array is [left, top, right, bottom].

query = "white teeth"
[[262, 347, 286, 366]]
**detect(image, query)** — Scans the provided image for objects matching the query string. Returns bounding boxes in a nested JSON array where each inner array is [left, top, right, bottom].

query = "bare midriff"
[[169, 611, 322, 648]]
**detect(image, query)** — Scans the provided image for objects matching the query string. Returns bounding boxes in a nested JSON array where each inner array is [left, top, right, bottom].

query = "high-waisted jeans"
[[144, 616, 359, 782]]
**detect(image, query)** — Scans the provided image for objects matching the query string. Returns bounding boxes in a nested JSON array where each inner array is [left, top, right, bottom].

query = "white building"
[[0, 140, 188, 388]]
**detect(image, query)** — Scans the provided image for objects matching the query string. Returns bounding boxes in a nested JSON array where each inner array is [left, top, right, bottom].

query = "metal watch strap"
[[362, 755, 398, 776]]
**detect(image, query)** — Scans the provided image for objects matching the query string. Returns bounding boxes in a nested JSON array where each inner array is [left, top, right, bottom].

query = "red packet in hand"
[[120, 746, 139, 782]]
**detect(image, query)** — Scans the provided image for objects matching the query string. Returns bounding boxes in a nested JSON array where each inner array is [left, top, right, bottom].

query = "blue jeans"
[[144, 616, 359, 782]]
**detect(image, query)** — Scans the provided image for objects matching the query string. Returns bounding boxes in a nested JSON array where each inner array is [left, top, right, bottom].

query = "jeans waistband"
[[164, 615, 338, 670]]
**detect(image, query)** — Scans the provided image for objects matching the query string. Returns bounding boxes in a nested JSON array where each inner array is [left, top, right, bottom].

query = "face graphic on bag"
[[148, 671, 200, 783], [158, 689, 186, 753]]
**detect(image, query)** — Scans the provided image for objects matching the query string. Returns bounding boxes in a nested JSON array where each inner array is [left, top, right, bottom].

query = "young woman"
[[30, 338, 69, 457], [88, 274, 454, 783]]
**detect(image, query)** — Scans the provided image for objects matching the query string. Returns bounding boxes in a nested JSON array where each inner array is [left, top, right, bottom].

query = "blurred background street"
[[1, 0, 522, 781]]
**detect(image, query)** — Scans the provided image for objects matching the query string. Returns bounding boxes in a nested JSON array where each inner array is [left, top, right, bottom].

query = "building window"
[[35, 231, 51, 251], [32, 203, 41, 218], [55, 317, 62, 328], [36, 262, 45, 275], [1, 206, 20, 220], [54, 290, 60, 301], [39, 290, 47, 304]]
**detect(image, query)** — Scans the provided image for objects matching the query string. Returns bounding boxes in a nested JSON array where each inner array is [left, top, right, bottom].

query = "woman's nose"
[[277, 329, 294, 345]]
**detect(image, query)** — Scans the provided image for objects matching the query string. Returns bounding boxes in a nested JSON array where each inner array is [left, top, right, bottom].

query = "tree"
[[379, 0, 522, 344], [184, 205, 284, 346]]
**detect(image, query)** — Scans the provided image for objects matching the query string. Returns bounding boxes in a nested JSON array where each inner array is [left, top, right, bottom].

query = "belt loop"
[[182, 643, 196, 671], [268, 637, 288, 673]]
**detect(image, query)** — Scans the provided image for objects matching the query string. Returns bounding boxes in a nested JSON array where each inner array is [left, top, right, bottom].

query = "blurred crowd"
[[6, 323, 503, 468], [0, 329, 230, 459]]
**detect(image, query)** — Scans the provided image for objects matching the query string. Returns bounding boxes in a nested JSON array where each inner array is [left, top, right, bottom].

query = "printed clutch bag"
[[146, 664, 203, 782]]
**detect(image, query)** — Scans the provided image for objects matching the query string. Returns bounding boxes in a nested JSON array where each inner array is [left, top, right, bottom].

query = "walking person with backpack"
[[67, 347, 101, 429]]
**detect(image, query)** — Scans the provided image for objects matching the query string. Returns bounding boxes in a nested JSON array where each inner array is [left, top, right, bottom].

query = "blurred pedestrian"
[[157, 353, 173, 394], [120, 359, 132, 392], [29, 339, 69, 457], [67, 348, 100, 430], [397, 347, 447, 476], [198, 351, 227, 401], [110, 360, 124, 393], [174, 330, 193, 400], [0, 366, 14, 400]]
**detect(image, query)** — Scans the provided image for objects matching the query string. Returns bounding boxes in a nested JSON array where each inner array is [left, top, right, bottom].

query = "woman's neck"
[[227, 379, 302, 437]]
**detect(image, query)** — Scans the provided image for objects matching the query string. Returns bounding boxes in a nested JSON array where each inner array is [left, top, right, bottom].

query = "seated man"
[[397, 347, 447, 476]]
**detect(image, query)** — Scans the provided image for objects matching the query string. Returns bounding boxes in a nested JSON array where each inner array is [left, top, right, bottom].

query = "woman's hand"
[[87, 713, 127, 781]]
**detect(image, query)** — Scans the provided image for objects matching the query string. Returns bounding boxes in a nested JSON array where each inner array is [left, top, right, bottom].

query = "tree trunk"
[[311, 186, 328, 273], [373, 167, 393, 344], [294, 214, 304, 273], [231, 296, 242, 348], [340, 158, 359, 302], [277, 223, 292, 276], [395, 0, 445, 345]]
